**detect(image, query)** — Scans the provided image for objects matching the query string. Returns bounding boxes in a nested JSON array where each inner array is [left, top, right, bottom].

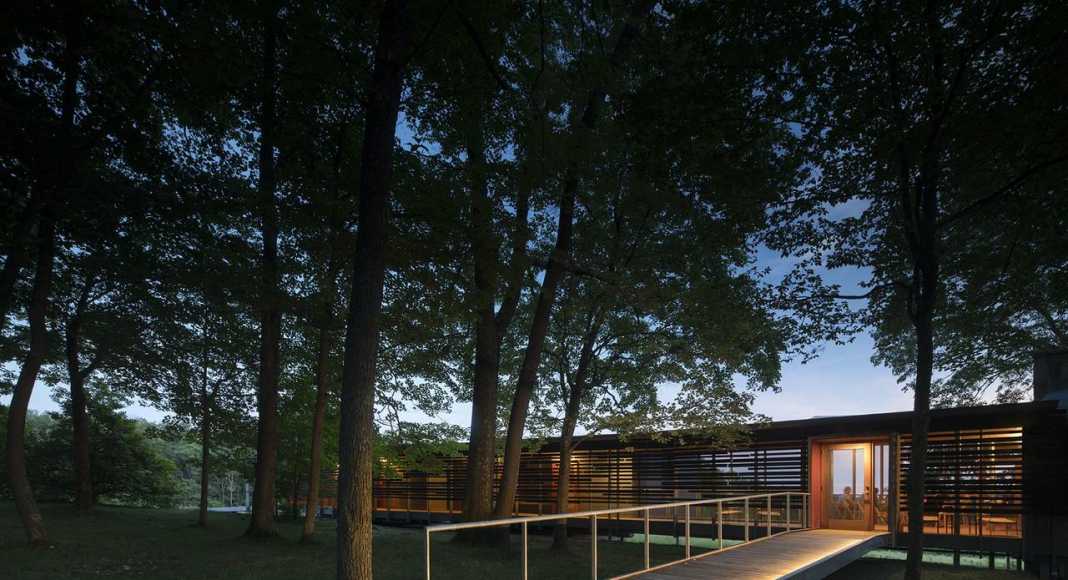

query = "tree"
[[3, 0, 175, 543], [493, 0, 657, 524], [277, 19, 364, 537], [245, 0, 286, 538], [766, 2, 1068, 577], [6, 208, 55, 545], [2, 0, 81, 544], [336, 1, 411, 578], [297, 176, 345, 543], [157, 276, 255, 528], [531, 180, 787, 548], [40, 187, 162, 514], [446, 4, 533, 531], [872, 181, 1068, 407]]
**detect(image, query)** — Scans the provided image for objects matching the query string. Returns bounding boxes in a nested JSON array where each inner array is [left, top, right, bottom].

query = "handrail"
[[424, 491, 810, 580]]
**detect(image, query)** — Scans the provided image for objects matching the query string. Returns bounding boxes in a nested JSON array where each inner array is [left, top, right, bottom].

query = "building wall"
[[296, 401, 1065, 572], [367, 439, 809, 519]]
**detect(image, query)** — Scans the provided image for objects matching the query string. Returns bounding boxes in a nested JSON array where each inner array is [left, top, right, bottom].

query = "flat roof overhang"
[[536, 400, 1065, 452]]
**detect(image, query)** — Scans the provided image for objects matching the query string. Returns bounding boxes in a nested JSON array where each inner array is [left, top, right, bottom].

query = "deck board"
[[628, 529, 889, 580]]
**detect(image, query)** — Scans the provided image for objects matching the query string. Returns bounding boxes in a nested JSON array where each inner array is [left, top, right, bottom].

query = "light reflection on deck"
[[626, 529, 889, 580]]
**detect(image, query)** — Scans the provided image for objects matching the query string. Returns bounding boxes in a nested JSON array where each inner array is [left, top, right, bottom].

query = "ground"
[[1, 504, 1031, 579], [1, 504, 673, 580], [827, 559, 1028, 580]]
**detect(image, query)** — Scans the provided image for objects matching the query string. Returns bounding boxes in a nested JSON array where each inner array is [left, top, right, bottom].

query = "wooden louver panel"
[[898, 427, 1025, 517], [369, 439, 808, 515]]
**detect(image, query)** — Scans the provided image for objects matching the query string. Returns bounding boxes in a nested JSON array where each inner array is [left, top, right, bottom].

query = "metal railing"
[[423, 491, 809, 580]]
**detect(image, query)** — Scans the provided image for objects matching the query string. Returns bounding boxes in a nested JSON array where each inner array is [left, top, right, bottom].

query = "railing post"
[[717, 501, 723, 550], [643, 508, 650, 569], [424, 495, 824, 580], [744, 498, 749, 542], [672, 508, 678, 546], [522, 521, 529, 580], [786, 493, 791, 530], [767, 495, 772, 537], [424, 528, 431, 580], [685, 505, 691, 559], [591, 515, 598, 580]]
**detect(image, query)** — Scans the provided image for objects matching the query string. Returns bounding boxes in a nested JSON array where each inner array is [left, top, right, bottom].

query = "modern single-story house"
[[305, 351, 1068, 576]]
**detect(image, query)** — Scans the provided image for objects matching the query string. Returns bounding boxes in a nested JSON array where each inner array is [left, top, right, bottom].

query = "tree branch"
[[938, 154, 1068, 229], [495, 187, 530, 332], [404, 0, 452, 67], [80, 350, 106, 380], [792, 281, 907, 303], [1035, 306, 1067, 346], [455, 7, 513, 94], [531, 256, 616, 284]]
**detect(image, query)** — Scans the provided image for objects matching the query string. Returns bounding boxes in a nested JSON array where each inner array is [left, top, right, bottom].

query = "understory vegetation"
[[0, 409, 247, 510]]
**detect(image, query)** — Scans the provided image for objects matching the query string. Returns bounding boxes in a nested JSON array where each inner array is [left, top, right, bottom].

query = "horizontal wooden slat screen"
[[367, 439, 807, 516], [898, 427, 1025, 517]]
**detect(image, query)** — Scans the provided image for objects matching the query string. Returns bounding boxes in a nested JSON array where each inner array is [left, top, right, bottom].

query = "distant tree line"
[[0, 406, 250, 510]]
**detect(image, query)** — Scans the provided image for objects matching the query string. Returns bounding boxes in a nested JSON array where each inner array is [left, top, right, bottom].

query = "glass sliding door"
[[823, 443, 872, 530]]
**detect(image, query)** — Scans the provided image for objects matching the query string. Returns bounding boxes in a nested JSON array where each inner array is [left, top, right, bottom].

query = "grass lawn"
[[2, 504, 1034, 579], [0, 503, 677, 579], [828, 558, 1029, 580]]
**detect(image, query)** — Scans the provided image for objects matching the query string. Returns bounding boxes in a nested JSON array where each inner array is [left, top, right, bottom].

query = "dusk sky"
[[15, 247, 915, 427]]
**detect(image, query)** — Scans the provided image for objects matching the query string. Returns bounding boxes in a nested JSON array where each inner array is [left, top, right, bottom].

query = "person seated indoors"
[[837, 486, 860, 518]]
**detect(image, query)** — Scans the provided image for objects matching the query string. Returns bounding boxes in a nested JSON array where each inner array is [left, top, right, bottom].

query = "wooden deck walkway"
[[632, 529, 890, 580]]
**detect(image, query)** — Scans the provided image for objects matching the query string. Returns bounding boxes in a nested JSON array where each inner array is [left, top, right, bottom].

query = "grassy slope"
[[2, 504, 1030, 579]]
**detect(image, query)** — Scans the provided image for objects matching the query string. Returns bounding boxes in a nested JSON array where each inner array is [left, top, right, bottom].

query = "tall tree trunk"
[[904, 6, 944, 578], [552, 309, 604, 549], [5, 0, 81, 544], [903, 152, 941, 580], [552, 379, 583, 549], [5, 212, 55, 546], [337, 2, 409, 578], [69, 360, 93, 513], [459, 92, 502, 538], [196, 299, 213, 528], [301, 321, 332, 542], [905, 289, 935, 579], [302, 126, 345, 543], [198, 404, 211, 527], [493, 189, 574, 519], [456, 51, 535, 542], [66, 277, 95, 513], [290, 471, 303, 519], [248, 4, 282, 538], [493, 0, 653, 523], [455, 9, 533, 528]]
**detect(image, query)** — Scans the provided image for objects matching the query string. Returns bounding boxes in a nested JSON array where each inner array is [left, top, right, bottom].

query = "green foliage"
[[763, 0, 1068, 407], [0, 406, 179, 507], [374, 422, 467, 478]]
